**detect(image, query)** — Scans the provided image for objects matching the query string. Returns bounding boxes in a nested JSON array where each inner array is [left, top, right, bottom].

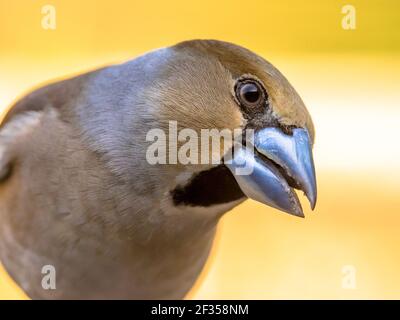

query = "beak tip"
[[291, 208, 305, 218], [306, 186, 317, 211], [303, 176, 317, 211], [278, 204, 304, 218], [310, 200, 317, 211], [296, 210, 305, 218], [287, 195, 305, 218]]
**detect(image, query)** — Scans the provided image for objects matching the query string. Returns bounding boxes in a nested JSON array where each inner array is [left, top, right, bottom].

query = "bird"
[[0, 40, 317, 299]]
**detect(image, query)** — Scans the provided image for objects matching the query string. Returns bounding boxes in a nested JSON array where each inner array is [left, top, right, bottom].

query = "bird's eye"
[[235, 80, 265, 109]]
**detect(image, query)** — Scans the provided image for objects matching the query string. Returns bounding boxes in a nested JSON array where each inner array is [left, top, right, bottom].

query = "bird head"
[[84, 39, 316, 218]]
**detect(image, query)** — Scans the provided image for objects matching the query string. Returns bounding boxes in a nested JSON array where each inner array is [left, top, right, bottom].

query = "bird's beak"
[[225, 127, 317, 217]]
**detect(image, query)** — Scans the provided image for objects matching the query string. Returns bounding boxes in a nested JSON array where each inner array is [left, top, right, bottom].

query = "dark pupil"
[[240, 83, 260, 104]]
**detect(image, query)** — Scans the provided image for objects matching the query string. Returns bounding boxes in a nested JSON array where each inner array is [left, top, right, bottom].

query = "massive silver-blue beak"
[[225, 127, 317, 217]]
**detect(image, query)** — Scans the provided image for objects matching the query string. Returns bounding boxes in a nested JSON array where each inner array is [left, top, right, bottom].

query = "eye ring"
[[235, 79, 266, 110]]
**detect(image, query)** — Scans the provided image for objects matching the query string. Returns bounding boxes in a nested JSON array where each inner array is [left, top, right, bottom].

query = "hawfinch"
[[0, 40, 316, 299]]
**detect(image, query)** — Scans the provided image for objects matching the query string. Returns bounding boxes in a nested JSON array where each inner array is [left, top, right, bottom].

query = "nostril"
[[280, 124, 297, 136]]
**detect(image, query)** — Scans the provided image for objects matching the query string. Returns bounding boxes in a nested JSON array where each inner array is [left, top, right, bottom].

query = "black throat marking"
[[171, 165, 245, 207]]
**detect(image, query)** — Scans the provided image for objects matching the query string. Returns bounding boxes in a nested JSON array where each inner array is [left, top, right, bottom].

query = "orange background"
[[1, 0, 400, 299]]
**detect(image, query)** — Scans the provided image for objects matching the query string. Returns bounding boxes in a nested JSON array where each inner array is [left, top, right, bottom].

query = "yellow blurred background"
[[1, 0, 400, 299]]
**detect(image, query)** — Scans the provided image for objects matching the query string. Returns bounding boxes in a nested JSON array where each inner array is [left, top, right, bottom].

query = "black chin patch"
[[171, 165, 245, 207]]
